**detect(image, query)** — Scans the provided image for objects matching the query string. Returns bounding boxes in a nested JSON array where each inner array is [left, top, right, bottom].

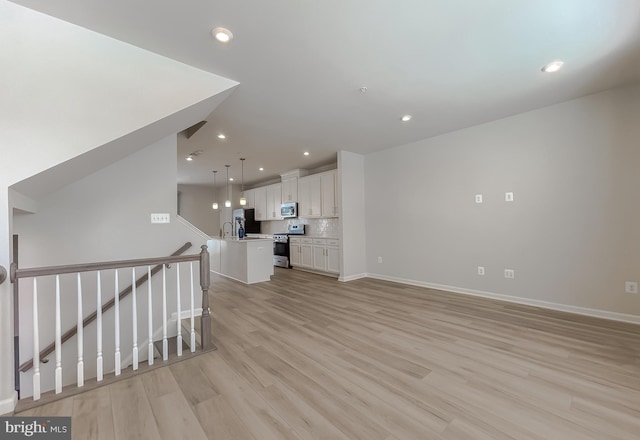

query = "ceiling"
[[10, 0, 640, 188]]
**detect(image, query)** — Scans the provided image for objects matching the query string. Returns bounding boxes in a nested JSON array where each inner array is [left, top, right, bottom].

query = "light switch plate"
[[505, 192, 514, 202], [475, 194, 483, 204], [151, 213, 170, 224]]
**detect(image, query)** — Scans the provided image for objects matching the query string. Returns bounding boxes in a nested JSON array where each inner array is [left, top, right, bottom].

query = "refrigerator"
[[232, 208, 261, 235]]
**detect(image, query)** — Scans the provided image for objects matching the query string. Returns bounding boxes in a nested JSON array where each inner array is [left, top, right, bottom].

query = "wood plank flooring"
[[18, 268, 640, 439]]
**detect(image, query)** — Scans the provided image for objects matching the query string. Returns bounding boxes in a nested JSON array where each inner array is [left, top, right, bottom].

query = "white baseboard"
[[366, 273, 640, 325], [339, 273, 368, 282], [0, 391, 18, 415]]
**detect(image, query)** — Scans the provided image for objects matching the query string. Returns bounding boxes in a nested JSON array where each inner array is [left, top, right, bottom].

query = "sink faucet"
[[222, 221, 233, 237]]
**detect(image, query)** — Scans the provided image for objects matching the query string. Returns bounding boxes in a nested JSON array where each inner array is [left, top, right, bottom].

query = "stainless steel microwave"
[[280, 202, 297, 218]]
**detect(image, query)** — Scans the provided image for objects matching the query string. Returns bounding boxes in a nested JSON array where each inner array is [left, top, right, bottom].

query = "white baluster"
[[114, 270, 121, 376], [176, 263, 182, 357], [32, 278, 40, 401], [162, 264, 168, 360], [96, 271, 103, 381], [55, 275, 62, 394], [132, 267, 138, 371], [147, 266, 154, 366], [77, 273, 84, 387], [190, 262, 195, 352]]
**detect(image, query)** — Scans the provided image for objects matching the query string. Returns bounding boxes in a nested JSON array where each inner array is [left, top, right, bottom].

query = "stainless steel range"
[[272, 225, 304, 268]]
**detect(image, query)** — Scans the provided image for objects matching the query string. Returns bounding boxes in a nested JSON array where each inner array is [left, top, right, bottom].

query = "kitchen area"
[[180, 167, 341, 284]]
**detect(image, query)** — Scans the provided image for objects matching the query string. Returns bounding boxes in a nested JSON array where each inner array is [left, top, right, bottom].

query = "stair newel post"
[[10, 262, 20, 398], [199, 245, 212, 350]]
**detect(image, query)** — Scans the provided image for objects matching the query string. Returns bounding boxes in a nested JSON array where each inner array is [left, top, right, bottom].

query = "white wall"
[[365, 84, 640, 319], [12, 135, 210, 397], [177, 184, 220, 236], [0, 190, 17, 413], [338, 151, 367, 281]]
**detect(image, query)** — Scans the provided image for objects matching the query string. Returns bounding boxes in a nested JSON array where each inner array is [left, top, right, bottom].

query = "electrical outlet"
[[504, 269, 515, 279], [477, 266, 485, 276], [377, 256, 383, 264], [505, 192, 514, 202], [475, 194, 483, 204], [150, 213, 170, 224], [625, 281, 638, 294]]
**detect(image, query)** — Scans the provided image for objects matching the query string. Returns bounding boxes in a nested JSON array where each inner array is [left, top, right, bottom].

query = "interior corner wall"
[[364, 84, 640, 317], [177, 184, 219, 236], [338, 151, 367, 280], [13, 135, 206, 266]]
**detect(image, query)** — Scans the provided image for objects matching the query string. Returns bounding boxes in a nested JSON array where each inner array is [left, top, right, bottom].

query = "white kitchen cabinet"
[[320, 171, 339, 217], [312, 245, 327, 271], [311, 238, 340, 274], [281, 177, 298, 202], [242, 189, 255, 209], [299, 175, 322, 218], [290, 237, 313, 269], [266, 183, 282, 220], [326, 245, 340, 274], [254, 186, 267, 221], [301, 243, 313, 268], [289, 242, 301, 266]]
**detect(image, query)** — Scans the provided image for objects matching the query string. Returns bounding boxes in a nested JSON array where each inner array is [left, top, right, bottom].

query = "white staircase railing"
[[10, 245, 212, 402]]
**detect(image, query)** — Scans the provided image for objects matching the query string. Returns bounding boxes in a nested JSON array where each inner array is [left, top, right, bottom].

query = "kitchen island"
[[207, 236, 274, 284]]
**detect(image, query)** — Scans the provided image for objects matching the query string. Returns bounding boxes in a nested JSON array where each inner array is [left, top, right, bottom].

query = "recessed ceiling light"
[[259, 167, 264, 171], [542, 60, 564, 73], [304, 151, 310, 156], [401, 115, 412, 122], [229, 177, 234, 181], [217, 133, 226, 140], [212, 27, 233, 43], [185, 156, 193, 161]]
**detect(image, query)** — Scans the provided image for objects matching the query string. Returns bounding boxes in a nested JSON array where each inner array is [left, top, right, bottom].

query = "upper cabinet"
[[320, 171, 338, 217], [299, 174, 322, 218], [266, 183, 282, 220], [300, 170, 338, 218], [250, 167, 338, 221], [242, 188, 255, 209], [281, 177, 298, 203], [253, 186, 267, 221]]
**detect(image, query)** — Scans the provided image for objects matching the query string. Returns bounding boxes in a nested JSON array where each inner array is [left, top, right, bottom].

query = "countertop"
[[210, 236, 273, 242]]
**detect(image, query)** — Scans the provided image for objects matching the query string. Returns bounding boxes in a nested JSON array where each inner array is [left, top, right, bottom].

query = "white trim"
[[170, 308, 203, 321], [210, 270, 251, 285], [176, 215, 210, 241], [366, 273, 640, 325], [0, 391, 18, 415], [339, 273, 368, 282]]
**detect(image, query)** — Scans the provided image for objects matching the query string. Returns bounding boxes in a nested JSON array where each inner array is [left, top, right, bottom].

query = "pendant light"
[[211, 170, 218, 210], [224, 165, 231, 208], [239, 158, 247, 206]]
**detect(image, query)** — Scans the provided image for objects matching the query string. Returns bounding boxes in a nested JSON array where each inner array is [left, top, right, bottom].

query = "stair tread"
[[153, 336, 190, 357]]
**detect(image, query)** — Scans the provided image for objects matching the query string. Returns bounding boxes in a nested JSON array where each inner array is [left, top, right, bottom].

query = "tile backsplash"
[[261, 218, 339, 237]]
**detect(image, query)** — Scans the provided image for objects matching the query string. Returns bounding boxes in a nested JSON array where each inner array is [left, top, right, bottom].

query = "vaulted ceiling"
[[10, 0, 640, 187]]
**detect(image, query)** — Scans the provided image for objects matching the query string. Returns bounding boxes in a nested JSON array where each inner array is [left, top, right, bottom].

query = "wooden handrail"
[[16, 242, 194, 373]]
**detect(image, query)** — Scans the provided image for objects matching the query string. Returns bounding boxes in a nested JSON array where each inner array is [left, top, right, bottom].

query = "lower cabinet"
[[289, 238, 313, 269], [290, 237, 339, 275]]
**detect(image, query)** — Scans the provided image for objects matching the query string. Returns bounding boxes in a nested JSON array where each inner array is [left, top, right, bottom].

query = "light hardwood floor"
[[19, 269, 640, 439]]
